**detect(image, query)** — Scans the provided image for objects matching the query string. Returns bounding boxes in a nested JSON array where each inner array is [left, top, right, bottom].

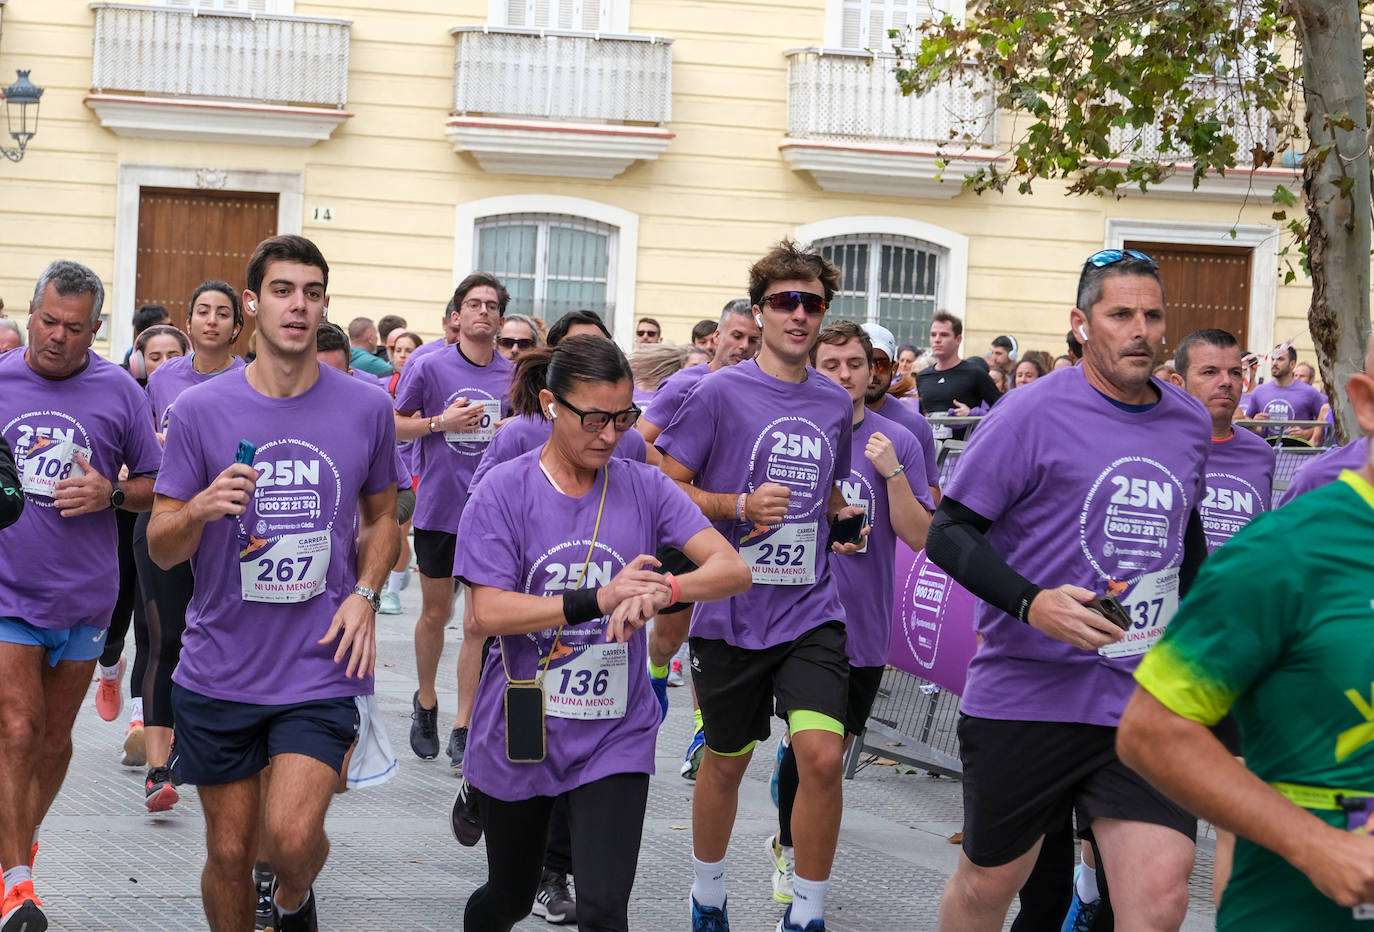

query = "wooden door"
[[1124, 240, 1252, 353], [136, 188, 279, 354]]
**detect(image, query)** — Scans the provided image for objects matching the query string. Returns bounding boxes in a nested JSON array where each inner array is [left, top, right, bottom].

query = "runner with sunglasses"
[[927, 248, 1211, 932], [496, 314, 541, 363], [658, 241, 867, 932], [453, 335, 750, 932]]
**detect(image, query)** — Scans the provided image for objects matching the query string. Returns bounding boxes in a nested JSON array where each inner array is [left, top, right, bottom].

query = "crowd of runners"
[[0, 235, 1372, 932]]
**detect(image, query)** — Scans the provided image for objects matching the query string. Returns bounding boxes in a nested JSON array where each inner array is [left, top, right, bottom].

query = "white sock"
[[690, 855, 727, 909], [275, 888, 311, 915], [790, 874, 828, 926], [3, 865, 31, 896], [1076, 856, 1100, 903], [98, 661, 122, 680], [387, 571, 408, 594], [130, 697, 144, 722]]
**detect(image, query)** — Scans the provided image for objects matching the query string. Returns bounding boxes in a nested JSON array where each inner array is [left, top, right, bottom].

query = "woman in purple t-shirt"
[[453, 336, 750, 932]]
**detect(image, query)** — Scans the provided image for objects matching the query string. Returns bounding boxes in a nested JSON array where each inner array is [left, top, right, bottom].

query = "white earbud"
[[1077, 325, 1088, 341], [755, 313, 763, 327], [547, 405, 557, 419], [248, 300, 257, 311]]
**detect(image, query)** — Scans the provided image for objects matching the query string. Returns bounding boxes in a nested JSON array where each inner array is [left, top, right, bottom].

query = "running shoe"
[[447, 726, 468, 770], [144, 765, 179, 813], [531, 868, 577, 925], [121, 719, 146, 767], [254, 865, 275, 932], [770, 740, 786, 807], [680, 726, 706, 780], [410, 690, 439, 760], [764, 833, 794, 903], [1060, 865, 1100, 932], [668, 658, 685, 687], [270, 880, 317, 932], [378, 590, 402, 615], [1, 880, 44, 932], [650, 673, 669, 722], [776, 905, 824, 931], [95, 657, 124, 722], [450, 777, 484, 846], [690, 895, 729, 932]]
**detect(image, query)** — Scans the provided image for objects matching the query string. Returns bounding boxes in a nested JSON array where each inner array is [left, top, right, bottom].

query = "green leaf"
[[1272, 184, 1297, 207]]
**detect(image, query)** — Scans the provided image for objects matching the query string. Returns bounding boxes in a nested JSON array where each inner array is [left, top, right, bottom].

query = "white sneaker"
[[765, 832, 794, 903], [379, 590, 403, 615]]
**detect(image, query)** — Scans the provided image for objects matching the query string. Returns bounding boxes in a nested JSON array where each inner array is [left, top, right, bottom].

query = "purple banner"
[[888, 543, 978, 695]]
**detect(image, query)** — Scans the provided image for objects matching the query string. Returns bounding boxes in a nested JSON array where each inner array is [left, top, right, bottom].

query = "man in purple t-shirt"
[[1241, 345, 1326, 442], [393, 273, 513, 767], [658, 241, 865, 932], [861, 322, 941, 505], [925, 249, 1211, 932], [148, 236, 400, 932], [0, 261, 161, 929]]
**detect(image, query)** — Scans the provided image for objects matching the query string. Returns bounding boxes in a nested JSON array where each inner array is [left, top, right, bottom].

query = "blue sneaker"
[[680, 727, 706, 780], [770, 740, 786, 807], [1060, 865, 1100, 932], [691, 895, 729, 931], [650, 673, 669, 722], [776, 905, 824, 931]]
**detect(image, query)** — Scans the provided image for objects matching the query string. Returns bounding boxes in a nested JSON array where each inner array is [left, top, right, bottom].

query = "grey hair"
[[503, 313, 544, 347], [719, 298, 753, 327], [32, 260, 105, 325], [0, 318, 22, 346]]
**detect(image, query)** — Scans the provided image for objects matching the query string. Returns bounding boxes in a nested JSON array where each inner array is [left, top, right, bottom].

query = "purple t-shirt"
[[830, 410, 933, 667], [1278, 437, 1369, 505], [469, 414, 646, 495], [657, 360, 852, 649], [945, 366, 1211, 726], [1200, 428, 1274, 552], [146, 355, 247, 433], [406, 337, 451, 363], [155, 364, 397, 705], [632, 384, 655, 408], [348, 366, 412, 491], [0, 350, 163, 630], [870, 394, 939, 492], [393, 344, 513, 534], [1240, 379, 1326, 437], [454, 452, 710, 800], [642, 363, 710, 430]]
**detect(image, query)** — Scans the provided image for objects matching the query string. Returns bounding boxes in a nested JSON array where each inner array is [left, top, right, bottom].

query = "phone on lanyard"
[[505, 684, 546, 762]]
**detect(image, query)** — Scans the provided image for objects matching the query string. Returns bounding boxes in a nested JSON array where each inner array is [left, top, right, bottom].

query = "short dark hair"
[[547, 309, 611, 347], [509, 334, 633, 419], [1075, 254, 1163, 316], [190, 281, 243, 335], [748, 240, 839, 308], [133, 304, 170, 337], [810, 319, 873, 366], [897, 343, 920, 358], [637, 317, 661, 333], [691, 319, 718, 342], [453, 272, 509, 316], [931, 311, 963, 338], [347, 317, 374, 341], [377, 315, 406, 342], [1285, 345, 1298, 363], [991, 335, 1014, 352], [246, 234, 329, 296], [316, 321, 350, 356], [1174, 328, 1240, 378], [135, 323, 189, 356]]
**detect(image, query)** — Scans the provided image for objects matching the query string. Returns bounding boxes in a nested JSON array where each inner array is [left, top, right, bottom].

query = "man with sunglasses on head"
[[393, 273, 513, 767], [927, 248, 1211, 932], [658, 241, 866, 932]]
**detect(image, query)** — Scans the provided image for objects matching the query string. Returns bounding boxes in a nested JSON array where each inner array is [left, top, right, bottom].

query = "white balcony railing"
[[90, 3, 350, 108], [786, 47, 996, 148], [451, 26, 672, 125], [1108, 77, 1275, 164]]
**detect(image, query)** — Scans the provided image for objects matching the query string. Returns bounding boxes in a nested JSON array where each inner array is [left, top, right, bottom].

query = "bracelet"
[[884, 464, 905, 479], [736, 492, 748, 522], [664, 572, 681, 606], [428, 417, 438, 433], [562, 587, 603, 625]]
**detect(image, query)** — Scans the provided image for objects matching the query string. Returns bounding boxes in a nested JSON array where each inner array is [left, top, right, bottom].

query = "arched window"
[[475, 214, 617, 323], [815, 234, 943, 348]]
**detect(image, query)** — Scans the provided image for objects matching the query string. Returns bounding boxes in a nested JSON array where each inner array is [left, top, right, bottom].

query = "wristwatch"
[[108, 484, 125, 510], [351, 585, 381, 613]]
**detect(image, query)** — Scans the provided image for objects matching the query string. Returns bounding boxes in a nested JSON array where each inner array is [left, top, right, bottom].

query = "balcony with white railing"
[[85, 3, 352, 147], [445, 26, 674, 180], [780, 48, 1000, 198]]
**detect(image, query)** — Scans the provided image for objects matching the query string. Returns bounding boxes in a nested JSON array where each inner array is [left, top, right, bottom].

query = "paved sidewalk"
[[44, 579, 1218, 930]]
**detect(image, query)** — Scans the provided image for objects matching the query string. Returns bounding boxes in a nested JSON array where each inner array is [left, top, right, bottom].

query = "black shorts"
[[845, 664, 885, 737], [169, 684, 359, 787], [1211, 713, 1242, 756], [689, 621, 848, 755], [414, 528, 457, 579], [957, 715, 1196, 868]]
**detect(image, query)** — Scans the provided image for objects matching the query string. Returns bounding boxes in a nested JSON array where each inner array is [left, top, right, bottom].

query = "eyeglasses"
[[1085, 248, 1157, 269], [636, 329, 659, 338], [497, 337, 534, 350], [872, 356, 892, 373], [553, 392, 642, 432], [461, 299, 501, 312], [759, 291, 827, 316]]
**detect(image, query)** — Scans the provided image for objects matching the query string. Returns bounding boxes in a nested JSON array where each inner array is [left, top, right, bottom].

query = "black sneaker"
[[409, 690, 439, 760], [254, 865, 275, 932], [450, 777, 484, 846], [270, 880, 317, 932], [144, 766, 179, 813], [531, 869, 577, 925], [447, 726, 468, 770]]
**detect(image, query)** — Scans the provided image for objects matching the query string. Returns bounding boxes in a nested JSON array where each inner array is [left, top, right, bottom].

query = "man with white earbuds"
[[925, 248, 1212, 932]]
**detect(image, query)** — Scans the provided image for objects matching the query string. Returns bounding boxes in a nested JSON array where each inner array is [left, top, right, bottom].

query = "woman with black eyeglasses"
[[454, 335, 751, 932]]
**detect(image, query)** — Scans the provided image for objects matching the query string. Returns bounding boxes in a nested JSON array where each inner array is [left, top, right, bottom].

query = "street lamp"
[[1, 71, 43, 163]]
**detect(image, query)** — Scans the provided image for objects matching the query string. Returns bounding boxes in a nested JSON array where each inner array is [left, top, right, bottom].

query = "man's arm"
[[0, 435, 22, 530], [395, 401, 484, 442], [659, 452, 790, 528], [147, 464, 257, 569], [974, 368, 1002, 408], [317, 485, 400, 679], [52, 453, 154, 517]]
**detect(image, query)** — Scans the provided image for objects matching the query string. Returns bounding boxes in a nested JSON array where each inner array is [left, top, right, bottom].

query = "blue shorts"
[[170, 684, 360, 787], [0, 617, 107, 666]]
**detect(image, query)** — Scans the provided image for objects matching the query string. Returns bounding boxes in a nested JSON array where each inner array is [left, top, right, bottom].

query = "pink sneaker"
[[95, 657, 124, 722]]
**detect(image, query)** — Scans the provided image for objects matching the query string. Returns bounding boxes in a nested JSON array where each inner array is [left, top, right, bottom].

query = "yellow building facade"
[[0, 0, 1319, 367]]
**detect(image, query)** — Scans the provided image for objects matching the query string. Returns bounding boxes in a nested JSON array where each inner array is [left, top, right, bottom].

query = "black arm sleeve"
[[1178, 509, 1206, 597], [0, 435, 23, 531], [926, 496, 1041, 623], [976, 370, 1003, 408]]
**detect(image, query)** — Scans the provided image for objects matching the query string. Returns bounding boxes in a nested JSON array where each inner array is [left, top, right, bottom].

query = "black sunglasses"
[[498, 337, 534, 350], [759, 291, 827, 316], [636, 329, 659, 337], [1086, 248, 1157, 269], [553, 392, 641, 432]]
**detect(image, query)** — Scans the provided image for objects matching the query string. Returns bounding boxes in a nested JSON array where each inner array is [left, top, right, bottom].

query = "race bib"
[[19, 437, 84, 498], [239, 531, 331, 603], [740, 522, 818, 585], [1098, 567, 1179, 659], [445, 399, 502, 445], [931, 424, 953, 441], [545, 641, 629, 720]]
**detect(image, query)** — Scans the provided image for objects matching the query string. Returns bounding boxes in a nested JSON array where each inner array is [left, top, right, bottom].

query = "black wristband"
[[1015, 584, 1042, 624], [562, 587, 603, 625]]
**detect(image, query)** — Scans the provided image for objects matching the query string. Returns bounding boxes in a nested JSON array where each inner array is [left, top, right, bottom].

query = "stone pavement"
[[44, 579, 1218, 930]]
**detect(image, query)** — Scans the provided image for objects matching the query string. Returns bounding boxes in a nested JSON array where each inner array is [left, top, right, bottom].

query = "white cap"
[[862, 322, 897, 361]]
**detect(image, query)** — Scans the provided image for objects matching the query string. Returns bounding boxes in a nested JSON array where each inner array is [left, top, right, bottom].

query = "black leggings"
[[131, 512, 193, 729], [464, 772, 649, 932], [101, 508, 142, 671]]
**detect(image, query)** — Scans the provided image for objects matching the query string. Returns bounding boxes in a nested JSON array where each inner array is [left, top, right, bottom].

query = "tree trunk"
[[1296, 0, 1371, 445]]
